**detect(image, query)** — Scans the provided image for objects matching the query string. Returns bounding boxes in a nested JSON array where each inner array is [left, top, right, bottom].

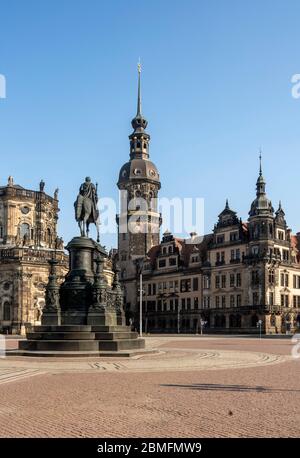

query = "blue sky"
[[0, 0, 300, 249]]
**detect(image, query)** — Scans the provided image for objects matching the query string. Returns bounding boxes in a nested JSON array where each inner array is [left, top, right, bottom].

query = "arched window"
[[3, 301, 11, 321], [20, 223, 30, 239], [47, 228, 52, 246]]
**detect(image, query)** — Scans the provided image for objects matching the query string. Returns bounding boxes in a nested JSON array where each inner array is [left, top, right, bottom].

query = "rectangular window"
[[269, 292, 274, 306], [230, 232, 238, 242], [285, 274, 289, 287], [181, 298, 186, 310], [158, 259, 166, 268], [236, 294, 241, 307], [236, 249, 240, 260], [253, 292, 259, 305], [293, 296, 297, 308], [222, 296, 226, 308], [170, 299, 174, 311], [281, 295, 285, 307], [147, 284, 152, 295], [231, 249, 235, 260], [236, 273, 242, 287], [230, 295, 235, 307], [230, 274, 235, 288], [216, 296, 220, 308], [215, 275, 220, 289], [153, 283, 156, 295], [169, 257, 177, 266], [194, 297, 199, 309], [193, 277, 199, 291], [187, 298, 191, 310], [221, 275, 226, 289], [283, 250, 289, 262], [217, 234, 224, 244]]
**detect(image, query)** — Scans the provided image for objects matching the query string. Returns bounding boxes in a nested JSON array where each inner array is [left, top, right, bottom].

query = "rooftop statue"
[[74, 177, 100, 242]]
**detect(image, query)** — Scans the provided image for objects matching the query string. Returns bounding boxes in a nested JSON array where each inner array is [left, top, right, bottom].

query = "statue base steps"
[[15, 324, 147, 356]]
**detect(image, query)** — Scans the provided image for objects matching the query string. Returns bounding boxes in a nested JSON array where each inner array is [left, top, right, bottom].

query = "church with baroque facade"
[[117, 70, 300, 334], [0, 178, 68, 334]]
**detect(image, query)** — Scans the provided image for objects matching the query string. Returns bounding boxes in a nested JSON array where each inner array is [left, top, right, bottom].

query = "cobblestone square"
[[0, 336, 299, 437]]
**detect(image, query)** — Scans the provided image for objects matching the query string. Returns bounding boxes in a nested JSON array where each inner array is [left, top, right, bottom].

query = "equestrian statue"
[[74, 177, 100, 242]]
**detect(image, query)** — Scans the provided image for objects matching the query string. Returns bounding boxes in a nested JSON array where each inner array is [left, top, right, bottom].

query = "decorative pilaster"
[[42, 257, 61, 325], [90, 256, 107, 311]]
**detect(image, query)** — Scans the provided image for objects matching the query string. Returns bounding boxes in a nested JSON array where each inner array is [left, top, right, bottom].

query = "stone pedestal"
[[87, 308, 118, 326], [42, 310, 61, 326]]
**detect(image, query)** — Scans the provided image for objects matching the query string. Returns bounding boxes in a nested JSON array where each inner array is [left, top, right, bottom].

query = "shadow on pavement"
[[160, 383, 299, 393]]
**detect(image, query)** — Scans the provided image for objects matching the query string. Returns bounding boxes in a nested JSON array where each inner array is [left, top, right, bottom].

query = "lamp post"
[[200, 319, 207, 336], [257, 319, 262, 339], [177, 302, 181, 334], [136, 258, 145, 338]]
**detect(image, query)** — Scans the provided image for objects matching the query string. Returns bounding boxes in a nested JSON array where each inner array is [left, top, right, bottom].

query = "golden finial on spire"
[[137, 58, 141, 74]]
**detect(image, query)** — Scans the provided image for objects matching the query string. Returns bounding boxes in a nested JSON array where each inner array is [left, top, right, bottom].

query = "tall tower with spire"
[[117, 65, 161, 311], [248, 153, 275, 254]]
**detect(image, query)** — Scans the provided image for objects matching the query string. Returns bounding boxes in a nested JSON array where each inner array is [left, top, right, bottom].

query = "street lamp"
[[257, 319, 262, 339], [177, 302, 181, 334], [200, 319, 207, 335], [136, 258, 145, 338]]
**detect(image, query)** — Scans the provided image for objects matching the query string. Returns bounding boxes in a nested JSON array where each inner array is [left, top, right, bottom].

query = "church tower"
[[117, 65, 161, 312]]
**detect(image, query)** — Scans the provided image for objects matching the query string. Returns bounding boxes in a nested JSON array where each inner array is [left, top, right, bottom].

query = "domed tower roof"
[[249, 153, 274, 217], [118, 159, 160, 185], [117, 63, 160, 189]]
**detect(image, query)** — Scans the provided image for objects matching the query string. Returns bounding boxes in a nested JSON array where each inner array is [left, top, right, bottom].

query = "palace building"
[[0, 177, 68, 334], [117, 71, 300, 334]]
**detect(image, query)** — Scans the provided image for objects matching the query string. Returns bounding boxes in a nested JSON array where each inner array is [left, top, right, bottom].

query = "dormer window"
[[158, 259, 166, 268]]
